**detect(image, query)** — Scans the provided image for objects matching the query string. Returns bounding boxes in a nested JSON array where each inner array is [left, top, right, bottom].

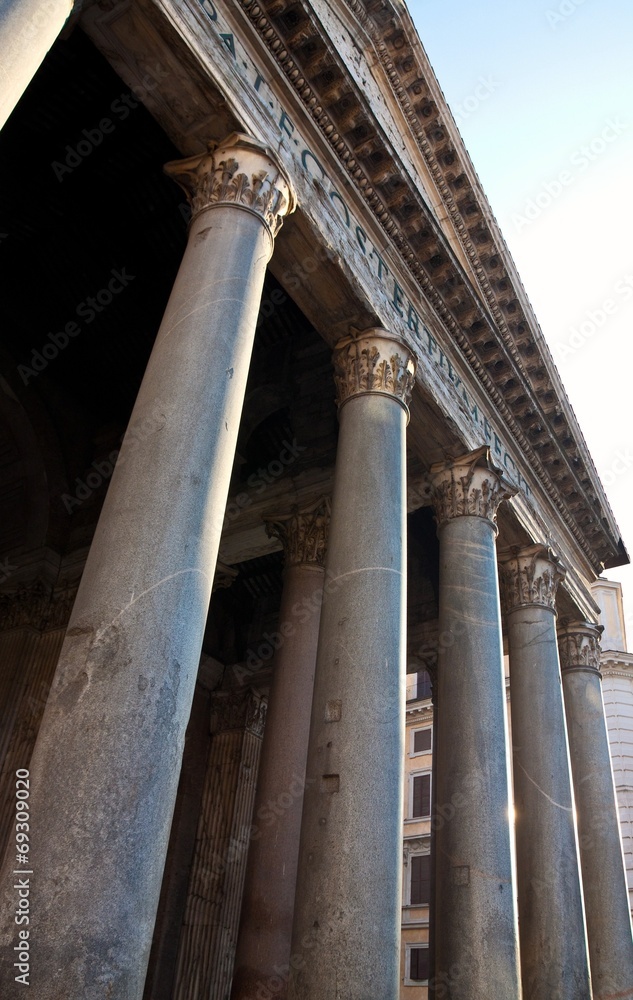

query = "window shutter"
[[412, 774, 431, 817], [413, 728, 432, 753], [416, 670, 432, 700], [410, 946, 430, 981], [410, 854, 431, 904]]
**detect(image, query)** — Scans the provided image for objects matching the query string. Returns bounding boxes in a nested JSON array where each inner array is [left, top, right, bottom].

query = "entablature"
[[80, 0, 627, 580]]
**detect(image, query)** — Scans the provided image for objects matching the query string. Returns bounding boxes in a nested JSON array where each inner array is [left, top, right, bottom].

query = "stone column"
[[499, 546, 591, 1000], [0, 0, 73, 129], [429, 447, 520, 1000], [559, 622, 633, 1000], [172, 689, 267, 1000], [0, 133, 294, 999], [288, 329, 416, 1000], [231, 497, 330, 1000]]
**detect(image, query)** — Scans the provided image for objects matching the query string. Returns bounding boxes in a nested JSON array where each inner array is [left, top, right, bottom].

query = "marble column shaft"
[[0, 0, 73, 129], [500, 546, 590, 1000], [231, 499, 329, 1000], [288, 329, 416, 1000], [0, 133, 294, 999], [559, 622, 633, 1000], [430, 447, 521, 1000]]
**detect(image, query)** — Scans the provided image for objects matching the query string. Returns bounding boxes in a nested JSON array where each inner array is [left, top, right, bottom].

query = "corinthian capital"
[[332, 328, 416, 415], [558, 621, 603, 676], [164, 132, 296, 238], [498, 544, 565, 613], [430, 446, 518, 530], [265, 497, 331, 567]]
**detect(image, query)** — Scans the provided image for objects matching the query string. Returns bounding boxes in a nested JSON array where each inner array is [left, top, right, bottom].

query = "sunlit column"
[[288, 328, 416, 1000], [0, 132, 295, 999], [430, 447, 520, 1000], [559, 621, 633, 1000], [499, 545, 590, 999], [0, 0, 74, 129]]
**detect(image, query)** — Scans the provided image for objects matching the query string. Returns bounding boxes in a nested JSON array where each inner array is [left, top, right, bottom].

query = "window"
[[406, 945, 429, 984], [411, 772, 431, 818], [406, 669, 432, 702], [410, 854, 431, 905], [411, 727, 432, 755]]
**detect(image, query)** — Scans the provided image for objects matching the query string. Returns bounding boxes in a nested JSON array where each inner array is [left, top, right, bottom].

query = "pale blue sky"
[[408, 0, 633, 639]]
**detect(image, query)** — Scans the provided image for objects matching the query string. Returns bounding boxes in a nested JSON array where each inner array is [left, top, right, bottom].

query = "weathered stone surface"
[[232, 500, 329, 1000], [0, 133, 294, 999], [559, 622, 633, 1000], [430, 449, 521, 1000], [500, 547, 590, 1000], [0, 0, 72, 128], [288, 329, 414, 1000]]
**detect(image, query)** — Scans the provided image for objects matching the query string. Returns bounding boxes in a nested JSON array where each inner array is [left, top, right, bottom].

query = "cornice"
[[351, 0, 624, 566], [232, 0, 624, 573]]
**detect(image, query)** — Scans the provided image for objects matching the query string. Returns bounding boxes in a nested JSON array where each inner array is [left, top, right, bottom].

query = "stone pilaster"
[[559, 621, 633, 1000], [288, 329, 416, 1000], [430, 446, 521, 1000], [0, 132, 294, 999], [172, 690, 267, 1000], [0, 580, 77, 858], [231, 498, 330, 1000], [499, 547, 590, 1000]]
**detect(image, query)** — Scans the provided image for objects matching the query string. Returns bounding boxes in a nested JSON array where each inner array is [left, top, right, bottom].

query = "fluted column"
[[172, 690, 267, 1000], [232, 498, 330, 1000], [430, 447, 520, 1000], [559, 622, 633, 1000], [0, 0, 73, 129], [499, 546, 590, 1000], [0, 132, 295, 999], [288, 328, 416, 1000]]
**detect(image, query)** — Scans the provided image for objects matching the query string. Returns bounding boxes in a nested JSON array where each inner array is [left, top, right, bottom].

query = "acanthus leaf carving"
[[430, 446, 518, 529], [558, 621, 603, 675], [265, 496, 331, 567], [333, 328, 416, 412], [164, 132, 296, 239], [499, 545, 565, 613]]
